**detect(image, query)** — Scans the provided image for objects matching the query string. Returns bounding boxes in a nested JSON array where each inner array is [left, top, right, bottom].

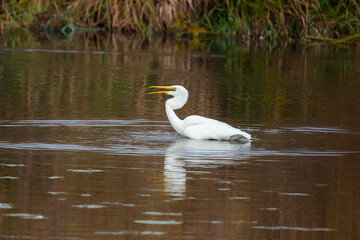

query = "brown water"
[[1, 34, 360, 240]]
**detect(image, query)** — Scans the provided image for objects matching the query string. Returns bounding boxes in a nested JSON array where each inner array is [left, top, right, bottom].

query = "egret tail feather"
[[229, 134, 250, 143]]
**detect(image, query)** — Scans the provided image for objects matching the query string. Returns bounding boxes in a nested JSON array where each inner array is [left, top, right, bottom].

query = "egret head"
[[148, 85, 189, 110]]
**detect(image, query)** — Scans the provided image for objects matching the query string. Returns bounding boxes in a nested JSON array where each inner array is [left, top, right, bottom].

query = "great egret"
[[148, 85, 251, 142]]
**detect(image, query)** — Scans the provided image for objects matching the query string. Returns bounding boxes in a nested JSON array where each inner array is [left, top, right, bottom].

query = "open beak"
[[148, 86, 175, 94]]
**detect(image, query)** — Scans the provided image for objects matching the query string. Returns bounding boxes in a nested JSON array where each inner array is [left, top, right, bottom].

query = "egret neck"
[[165, 94, 187, 136]]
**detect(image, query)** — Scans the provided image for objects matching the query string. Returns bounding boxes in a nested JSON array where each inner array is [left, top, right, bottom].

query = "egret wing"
[[183, 115, 250, 141]]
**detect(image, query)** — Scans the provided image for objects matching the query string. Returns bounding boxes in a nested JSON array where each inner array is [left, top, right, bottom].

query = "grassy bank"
[[1, 0, 359, 44]]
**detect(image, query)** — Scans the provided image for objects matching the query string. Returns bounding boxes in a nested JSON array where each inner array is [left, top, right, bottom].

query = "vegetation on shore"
[[1, 0, 359, 44]]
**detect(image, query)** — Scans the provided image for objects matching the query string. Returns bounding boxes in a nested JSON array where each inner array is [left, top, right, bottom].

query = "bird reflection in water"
[[164, 138, 251, 198]]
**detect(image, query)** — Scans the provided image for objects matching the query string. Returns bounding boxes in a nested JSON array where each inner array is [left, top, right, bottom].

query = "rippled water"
[[1, 35, 360, 240]]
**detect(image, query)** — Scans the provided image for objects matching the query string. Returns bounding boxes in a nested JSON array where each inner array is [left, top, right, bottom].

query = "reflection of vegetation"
[[0, 34, 359, 129], [1, 0, 360, 44]]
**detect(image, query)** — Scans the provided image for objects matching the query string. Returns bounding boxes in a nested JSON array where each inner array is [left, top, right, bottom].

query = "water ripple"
[[0, 120, 358, 159], [0, 140, 356, 158], [134, 220, 182, 225], [3, 213, 46, 220], [0, 119, 169, 128], [95, 230, 166, 236], [0, 203, 13, 209], [253, 226, 335, 231]]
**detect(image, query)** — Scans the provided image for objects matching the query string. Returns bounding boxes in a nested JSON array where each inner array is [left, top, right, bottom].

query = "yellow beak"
[[148, 86, 175, 94]]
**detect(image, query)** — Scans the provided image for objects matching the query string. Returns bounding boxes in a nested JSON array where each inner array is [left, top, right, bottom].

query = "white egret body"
[[149, 85, 251, 142]]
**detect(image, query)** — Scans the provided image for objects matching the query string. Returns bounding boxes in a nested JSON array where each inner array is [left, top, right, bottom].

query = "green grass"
[[0, 0, 359, 44]]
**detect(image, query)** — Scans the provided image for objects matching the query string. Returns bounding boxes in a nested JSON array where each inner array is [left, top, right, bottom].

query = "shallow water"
[[1, 35, 360, 240]]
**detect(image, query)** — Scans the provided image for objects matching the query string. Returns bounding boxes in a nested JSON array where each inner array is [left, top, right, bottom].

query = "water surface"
[[1, 34, 360, 240]]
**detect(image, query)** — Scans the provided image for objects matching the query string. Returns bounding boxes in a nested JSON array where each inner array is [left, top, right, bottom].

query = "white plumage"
[[149, 85, 251, 142]]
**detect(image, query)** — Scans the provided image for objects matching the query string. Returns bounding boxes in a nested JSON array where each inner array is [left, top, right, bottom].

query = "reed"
[[0, 0, 359, 43]]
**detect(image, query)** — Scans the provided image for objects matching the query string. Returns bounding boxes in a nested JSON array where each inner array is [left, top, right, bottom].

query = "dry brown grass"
[[1, 0, 359, 43], [65, 0, 210, 35]]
